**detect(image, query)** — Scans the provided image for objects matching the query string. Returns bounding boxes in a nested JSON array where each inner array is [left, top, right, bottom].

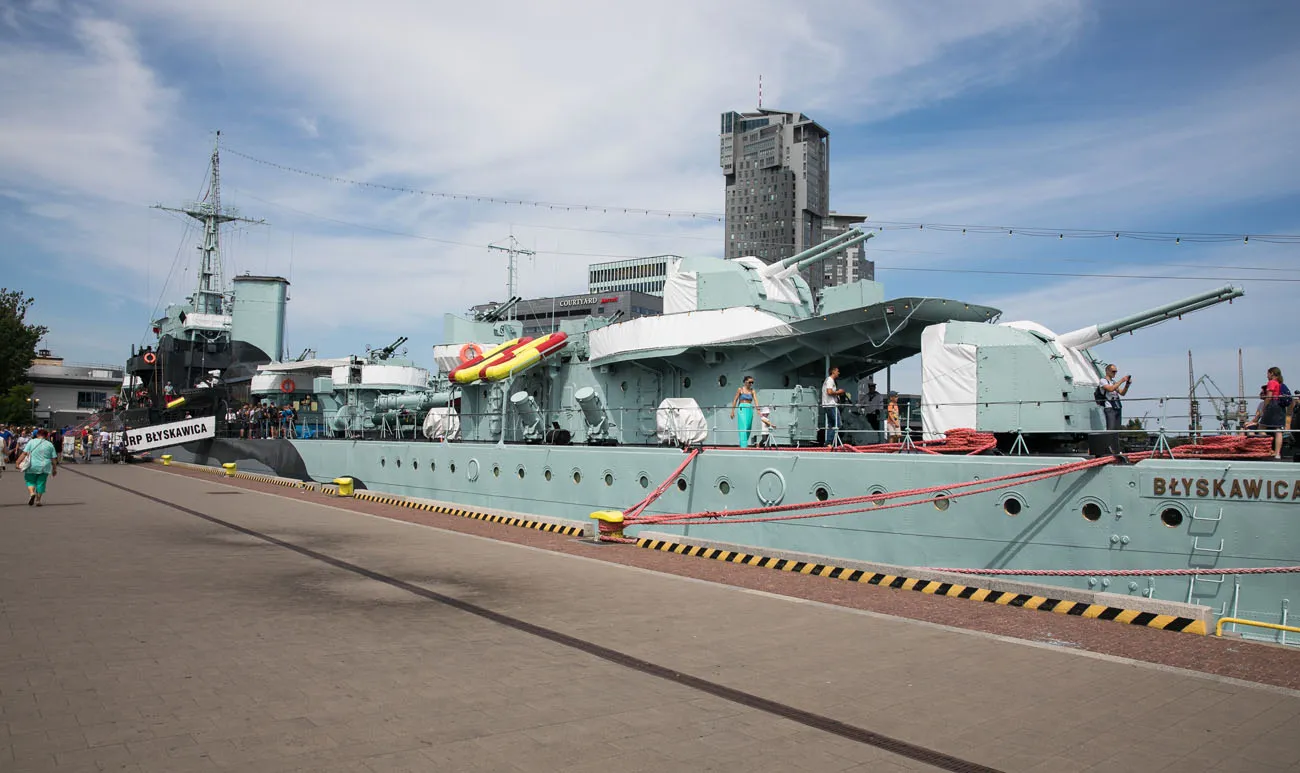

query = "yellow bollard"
[[589, 510, 626, 540], [161, 455, 172, 466], [333, 477, 354, 497], [222, 462, 237, 477]]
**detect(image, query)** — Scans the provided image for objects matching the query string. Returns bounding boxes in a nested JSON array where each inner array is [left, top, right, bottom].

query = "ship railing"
[[209, 393, 1294, 450]]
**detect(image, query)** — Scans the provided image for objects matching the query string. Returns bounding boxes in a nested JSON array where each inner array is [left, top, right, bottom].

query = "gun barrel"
[[1056, 285, 1243, 350], [792, 230, 872, 272], [769, 229, 860, 271]]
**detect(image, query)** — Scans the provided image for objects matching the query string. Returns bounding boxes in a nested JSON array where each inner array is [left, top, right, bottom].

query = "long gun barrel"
[[1055, 284, 1243, 350], [761, 230, 873, 279], [766, 229, 861, 272]]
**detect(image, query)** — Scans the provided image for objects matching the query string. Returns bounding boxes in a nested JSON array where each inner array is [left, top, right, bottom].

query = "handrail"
[[1214, 617, 1300, 638]]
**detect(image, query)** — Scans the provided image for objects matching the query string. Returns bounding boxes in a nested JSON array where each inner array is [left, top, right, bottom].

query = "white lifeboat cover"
[[656, 398, 708, 445], [422, 406, 461, 440]]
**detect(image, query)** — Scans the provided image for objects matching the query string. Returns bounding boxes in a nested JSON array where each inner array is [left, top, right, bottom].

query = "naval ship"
[[127, 145, 1299, 642]]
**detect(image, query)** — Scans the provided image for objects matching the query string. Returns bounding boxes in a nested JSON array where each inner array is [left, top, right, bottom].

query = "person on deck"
[[1261, 367, 1288, 459], [730, 376, 759, 448], [822, 367, 849, 446], [1099, 364, 1131, 431]]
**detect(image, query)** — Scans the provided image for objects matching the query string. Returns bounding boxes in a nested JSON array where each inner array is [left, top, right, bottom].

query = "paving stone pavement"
[[1, 464, 1297, 773]]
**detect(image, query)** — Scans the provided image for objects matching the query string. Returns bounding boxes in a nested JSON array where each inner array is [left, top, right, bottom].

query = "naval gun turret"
[[921, 285, 1244, 444]]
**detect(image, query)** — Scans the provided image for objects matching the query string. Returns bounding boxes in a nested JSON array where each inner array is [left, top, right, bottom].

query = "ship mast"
[[154, 131, 264, 317]]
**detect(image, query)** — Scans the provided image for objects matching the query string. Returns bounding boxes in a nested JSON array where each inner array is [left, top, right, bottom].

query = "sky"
[[2, 0, 1298, 429]]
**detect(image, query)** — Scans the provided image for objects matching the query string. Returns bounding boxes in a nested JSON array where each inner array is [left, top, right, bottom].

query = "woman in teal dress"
[[730, 375, 759, 448], [18, 428, 58, 506]]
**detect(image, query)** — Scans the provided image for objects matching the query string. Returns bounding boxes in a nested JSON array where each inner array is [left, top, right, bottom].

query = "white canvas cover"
[[662, 259, 696, 313], [422, 406, 461, 440], [731, 256, 802, 305], [588, 308, 795, 362], [1002, 321, 1100, 387], [656, 398, 708, 445], [920, 324, 978, 437]]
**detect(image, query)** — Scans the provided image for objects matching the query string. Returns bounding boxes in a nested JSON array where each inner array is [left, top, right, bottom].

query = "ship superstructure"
[[119, 133, 289, 423]]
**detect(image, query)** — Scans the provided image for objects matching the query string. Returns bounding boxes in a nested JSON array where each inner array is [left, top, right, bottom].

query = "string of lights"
[[226, 147, 1300, 245]]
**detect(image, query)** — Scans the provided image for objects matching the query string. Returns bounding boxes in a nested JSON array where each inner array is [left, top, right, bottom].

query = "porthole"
[[676, 478, 688, 492], [573, 470, 582, 484], [429, 461, 436, 473], [620, 381, 628, 393], [604, 472, 614, 486], [467, 459, 479, 482], [1003, 496, 1023, 516], [492, 464, 500, 478], [1160, 508, 1184, 528], [544, 467, 552, 481], [682, 377, 692, 389], [412, 460, 419, 470], [1082, 502, 1102, 522], [719, 480, 731, 495], [718, 375, 728, 387], [449, 462, 456, 474], [517, 466, 525, 479], [814, 486, 830, 502], [396, 458, 401, 468], [380, 458, 386, 467], [866, 485, 887, 507], [639, 474, 650, 489], [934, 495, 950, 511]]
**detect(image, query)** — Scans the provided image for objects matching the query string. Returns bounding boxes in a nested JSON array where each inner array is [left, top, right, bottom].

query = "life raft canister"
[[458, 343, 484, 364], [280, 378, 296, 394], [142, 351, 157, 365]]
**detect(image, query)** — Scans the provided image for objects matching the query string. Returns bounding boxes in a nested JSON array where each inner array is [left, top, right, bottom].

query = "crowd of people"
[[225, 402, 299, 439]]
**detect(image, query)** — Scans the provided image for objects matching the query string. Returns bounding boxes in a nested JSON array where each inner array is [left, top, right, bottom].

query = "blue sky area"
[[1, 1, 1297, 422]]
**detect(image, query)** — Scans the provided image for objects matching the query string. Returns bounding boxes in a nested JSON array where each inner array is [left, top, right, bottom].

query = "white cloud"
[[0, 15, 175, 203]]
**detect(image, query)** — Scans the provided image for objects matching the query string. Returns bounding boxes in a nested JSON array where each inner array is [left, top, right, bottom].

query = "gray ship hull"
[[160, 437, 1300, 636]]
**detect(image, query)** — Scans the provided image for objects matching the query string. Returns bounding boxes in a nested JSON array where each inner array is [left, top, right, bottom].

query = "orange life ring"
[[280, 378, 296, 394], [458, 343, 483, 364], [143, 352, 157, 365]]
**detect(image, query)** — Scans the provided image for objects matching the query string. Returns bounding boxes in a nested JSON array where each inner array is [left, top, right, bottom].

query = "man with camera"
[[1099, 364, 1131, 431]]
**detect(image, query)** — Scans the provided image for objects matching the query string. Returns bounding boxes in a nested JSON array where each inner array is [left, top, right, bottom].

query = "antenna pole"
[[487, 234, 536, 319], [154, 130, 265, 317], [1188, 350, 1200, 439], [758, 74, 762, 109]]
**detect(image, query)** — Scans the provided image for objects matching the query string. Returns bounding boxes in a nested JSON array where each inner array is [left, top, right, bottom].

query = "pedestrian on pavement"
[[18, 428, 59, 506]]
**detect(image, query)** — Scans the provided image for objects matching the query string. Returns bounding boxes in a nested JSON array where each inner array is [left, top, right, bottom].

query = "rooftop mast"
[[154, 131, 265, 317]]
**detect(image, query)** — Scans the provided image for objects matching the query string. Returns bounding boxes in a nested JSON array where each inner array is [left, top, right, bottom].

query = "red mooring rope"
[[608, 433, 1295, 577]]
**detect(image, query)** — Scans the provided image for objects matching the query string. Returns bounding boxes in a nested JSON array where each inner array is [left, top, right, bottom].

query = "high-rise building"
[[818, 212, 875, 288], [720, 109, 830, 289]]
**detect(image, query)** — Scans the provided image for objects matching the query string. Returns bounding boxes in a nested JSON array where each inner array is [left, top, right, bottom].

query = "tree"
[[0, 288, 47, 394], [0, 384, 35, 425]]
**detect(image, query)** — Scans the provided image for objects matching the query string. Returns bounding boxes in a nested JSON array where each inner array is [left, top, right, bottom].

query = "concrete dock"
[[2, 465, 1298, 772]]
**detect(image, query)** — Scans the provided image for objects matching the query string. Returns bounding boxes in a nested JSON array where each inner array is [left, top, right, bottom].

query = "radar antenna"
[[154, 131, 265, 317], [487, 234, 535, 319]]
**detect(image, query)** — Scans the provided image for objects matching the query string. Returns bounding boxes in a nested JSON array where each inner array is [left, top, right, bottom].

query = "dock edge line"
[[349, 490, 588, 537], [153, 459, 319, 491], [635, 537, 1209, 636]]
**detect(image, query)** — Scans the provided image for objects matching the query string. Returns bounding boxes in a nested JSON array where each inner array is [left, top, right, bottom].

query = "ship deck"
[[2, 464, 1298, 773]]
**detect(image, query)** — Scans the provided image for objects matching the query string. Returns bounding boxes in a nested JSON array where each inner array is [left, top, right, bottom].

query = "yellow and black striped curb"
[[153, 459, 318, 492], [350, 490, 589, 537], [635, 538, 1209, 636]]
